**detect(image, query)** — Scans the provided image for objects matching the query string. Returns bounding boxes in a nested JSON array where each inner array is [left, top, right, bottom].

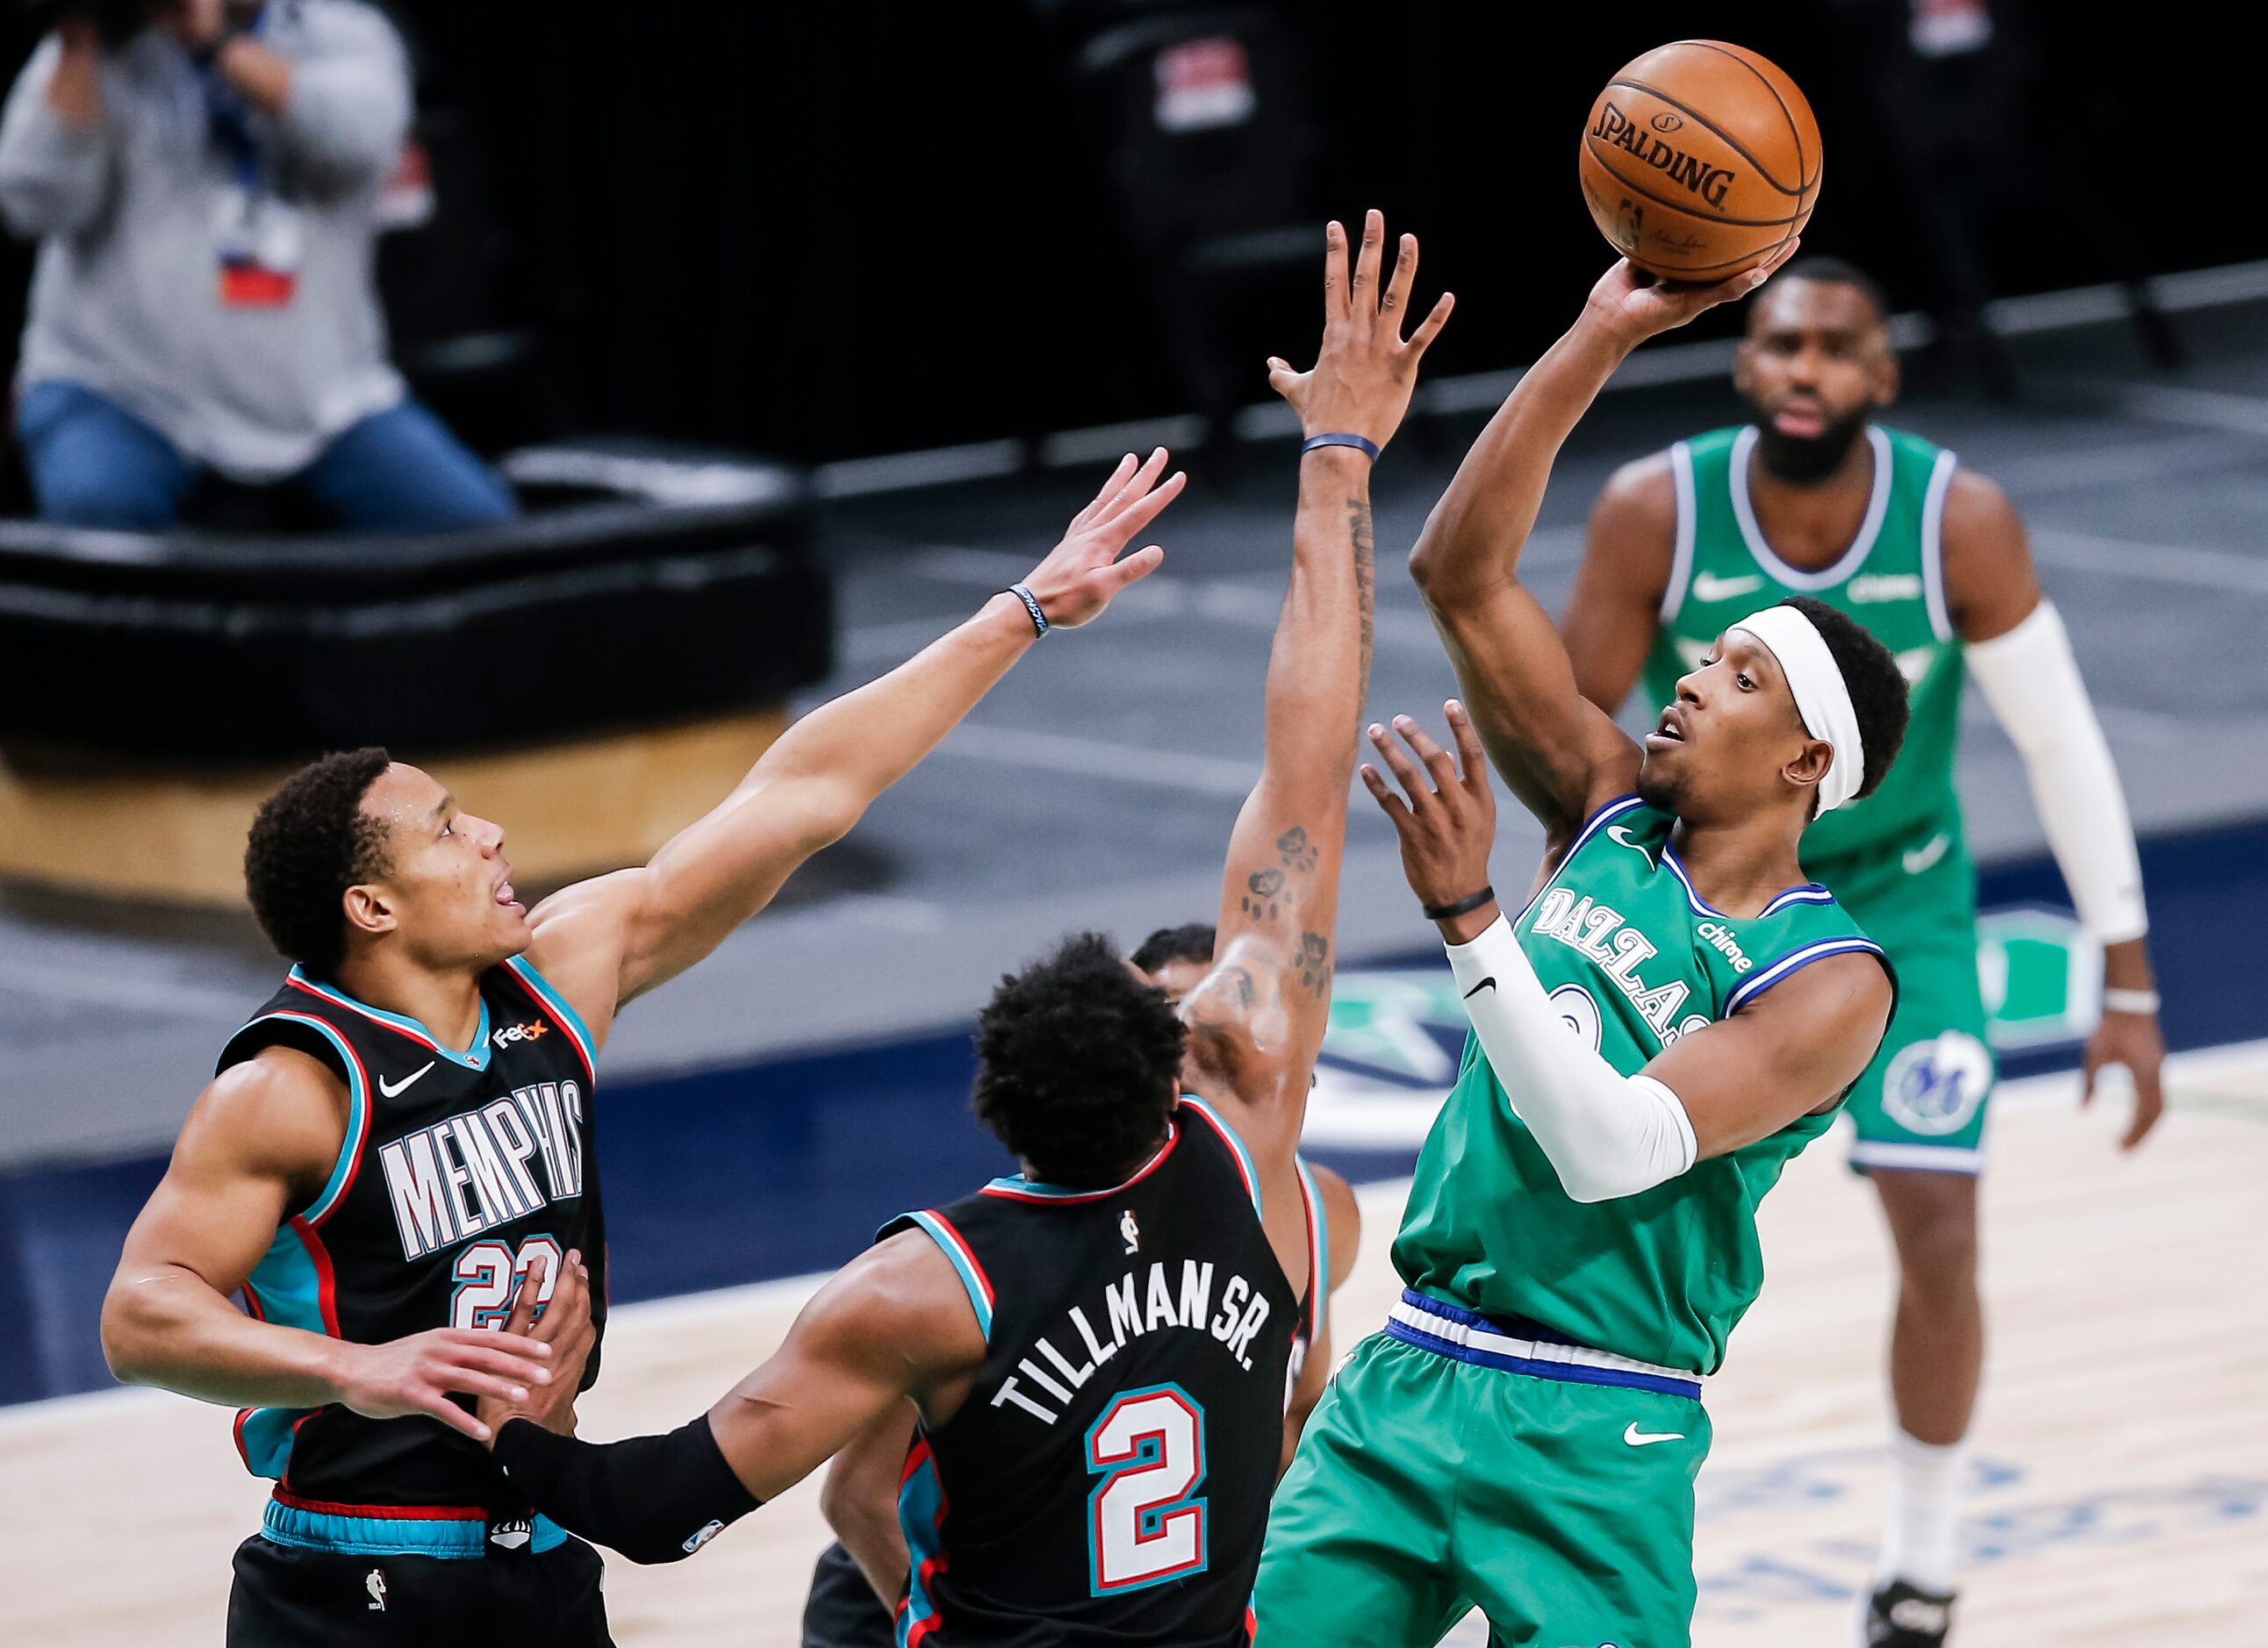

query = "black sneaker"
[[1861, 1580, 1956, 1645]]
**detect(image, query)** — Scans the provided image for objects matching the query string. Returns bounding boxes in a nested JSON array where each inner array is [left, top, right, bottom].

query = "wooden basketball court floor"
[[4, 1043, 2262, 1646]]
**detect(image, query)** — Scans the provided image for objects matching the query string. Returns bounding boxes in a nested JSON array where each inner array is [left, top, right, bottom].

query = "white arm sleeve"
[[1445, 916, 1697, 1203], [1964, 601, 2149, 944]]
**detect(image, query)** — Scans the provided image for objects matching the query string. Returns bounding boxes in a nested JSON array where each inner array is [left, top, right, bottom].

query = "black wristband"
[[1302, 432, 1382, 461], [1007, 583, 1049, 636], [1421, 885, 1496, 921], [493, 1414, 760, 1565]]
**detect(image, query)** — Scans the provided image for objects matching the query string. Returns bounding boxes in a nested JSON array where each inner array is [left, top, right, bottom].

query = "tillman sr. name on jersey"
[[378, 1080, 588, 1260], [991, 1257, 1274, 1426]]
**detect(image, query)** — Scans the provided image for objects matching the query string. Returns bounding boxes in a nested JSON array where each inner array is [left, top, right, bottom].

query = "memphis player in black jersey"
[[796, 923, 1363, 1648], [477, 211, 1446, 1646], [97, 455, 1187, 1646]]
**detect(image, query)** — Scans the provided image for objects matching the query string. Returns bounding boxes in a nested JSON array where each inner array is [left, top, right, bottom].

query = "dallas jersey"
[[882, 1097, 1307, 1646], [219, 958, 605, 1554], [1393, 798, 1894, 1375], [1641, 422, 1965, 868]]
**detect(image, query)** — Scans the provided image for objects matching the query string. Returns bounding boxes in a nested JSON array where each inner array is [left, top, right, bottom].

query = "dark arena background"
[[1, 3, 2261, 1644]]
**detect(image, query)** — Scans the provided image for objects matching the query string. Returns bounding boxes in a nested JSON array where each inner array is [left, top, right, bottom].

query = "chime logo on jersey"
[[378, 1081, 587, 1260]]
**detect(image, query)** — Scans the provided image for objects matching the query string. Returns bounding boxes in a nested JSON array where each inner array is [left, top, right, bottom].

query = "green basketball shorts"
[[1255, 1299, 1711, 1647], [1812, 828, 1995, 1175]]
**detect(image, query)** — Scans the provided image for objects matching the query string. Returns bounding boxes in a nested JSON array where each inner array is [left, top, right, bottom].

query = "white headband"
[[1730, 605, 1865, 813]]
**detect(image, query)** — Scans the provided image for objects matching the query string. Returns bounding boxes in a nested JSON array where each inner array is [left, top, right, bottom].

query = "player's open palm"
[[333, 1318, 558, 1444], [1361, 700, 1499, 915], [1268, 209, 1453, 453], [1584, 238, 1799, 348], [1019, 449, 1184, 629]]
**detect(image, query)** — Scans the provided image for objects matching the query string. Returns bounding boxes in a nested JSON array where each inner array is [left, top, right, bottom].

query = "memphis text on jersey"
[[990, 1257, 1275, 1426], [378, 1080, 588, 1261]]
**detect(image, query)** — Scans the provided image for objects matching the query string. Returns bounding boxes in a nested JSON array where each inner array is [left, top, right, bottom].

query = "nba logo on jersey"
[[1119, 1208, 1140, 1253], [1881, 1031, 1992, 1136]]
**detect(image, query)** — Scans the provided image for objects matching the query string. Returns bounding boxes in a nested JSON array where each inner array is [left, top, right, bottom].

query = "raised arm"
[[1561, 453, 1678, 713], [0, 27, 113, 239], [101, 1051, 555, 1436], [1179, 212, 1450, 1174], [522, 455, 1181, 1044], [1407, 253, 1791, 846]]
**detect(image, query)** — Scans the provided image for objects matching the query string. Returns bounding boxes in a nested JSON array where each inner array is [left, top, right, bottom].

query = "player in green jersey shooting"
[[1252, 247, 1917, 1648], [1561, 257, 2166, 1647]]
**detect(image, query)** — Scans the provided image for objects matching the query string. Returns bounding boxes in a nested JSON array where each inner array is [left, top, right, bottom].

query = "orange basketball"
[[1578, 40, 1821, 281]]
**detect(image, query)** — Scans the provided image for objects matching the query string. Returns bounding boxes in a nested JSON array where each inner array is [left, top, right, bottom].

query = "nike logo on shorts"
[[1902, 833, 1951, 876], [1623, 1422, 1684, 1446]]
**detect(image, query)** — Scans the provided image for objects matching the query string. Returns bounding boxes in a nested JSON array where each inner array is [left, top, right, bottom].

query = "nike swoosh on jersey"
[[1623, 1422, 1685, 1446], [1463, 978, 1496, 1000], [1902, 833, 1952, 876], [377, 1061, 435, 1099], [1691, 571, 1764, 603], [1606, 825, 1652, 855]]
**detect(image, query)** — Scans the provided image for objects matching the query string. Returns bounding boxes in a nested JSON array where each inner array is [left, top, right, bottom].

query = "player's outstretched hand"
[[1018, 449, 1184, 630], [476, 1248, 598, 1444], [332, 1319, 557, 1444], [1360, 700, 1500, 933], [1268, 210, 1453, 454], [1583, 237, 1800, 352]]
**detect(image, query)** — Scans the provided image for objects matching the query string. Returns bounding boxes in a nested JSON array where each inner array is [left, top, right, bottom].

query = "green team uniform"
[[1255, 797, 1891, 1646], [1640, 422, 1993, 1173]]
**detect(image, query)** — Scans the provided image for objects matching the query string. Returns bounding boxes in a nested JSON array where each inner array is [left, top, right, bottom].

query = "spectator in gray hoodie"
[[0, 0, 515, 532]]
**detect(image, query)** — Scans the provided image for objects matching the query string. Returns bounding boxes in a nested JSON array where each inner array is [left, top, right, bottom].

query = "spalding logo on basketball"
[[1578, 40, 1821, 280], [1881, 1031, 1994, 1136]]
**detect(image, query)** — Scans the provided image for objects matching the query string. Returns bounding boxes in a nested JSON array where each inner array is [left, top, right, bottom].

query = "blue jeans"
[[14, 382, 518, 533]]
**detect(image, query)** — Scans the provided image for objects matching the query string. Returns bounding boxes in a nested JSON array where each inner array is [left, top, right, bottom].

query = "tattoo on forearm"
[[1347, 498, 1375, 691], [1296, 932, 1331, 1000], [1277, 827, 1318, 873], [1223, 965, 1258, 1007], [1240, 868, 1286, 922]]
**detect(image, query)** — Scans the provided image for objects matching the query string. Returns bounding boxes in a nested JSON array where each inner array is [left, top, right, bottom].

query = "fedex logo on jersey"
[[378, 1081, 587, 1260]]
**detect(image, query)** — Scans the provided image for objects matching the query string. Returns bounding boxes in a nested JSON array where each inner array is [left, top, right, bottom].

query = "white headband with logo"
[[1731, 604, 1865, 813]]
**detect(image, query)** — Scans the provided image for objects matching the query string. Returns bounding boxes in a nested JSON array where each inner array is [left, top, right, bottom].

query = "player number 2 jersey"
[[1391, 798, 1893, 1376], [882, 1097, 1300, 1647]]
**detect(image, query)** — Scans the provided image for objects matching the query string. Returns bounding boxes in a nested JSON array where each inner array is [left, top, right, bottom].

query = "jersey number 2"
[[450, 1236, 562, 1330], [1085, 1383, 1208, 1594]]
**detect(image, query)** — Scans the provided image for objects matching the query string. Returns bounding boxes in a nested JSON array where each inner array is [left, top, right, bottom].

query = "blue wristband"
[[1008, 583, 1049, 636], [1302, 432, 1382, 462]]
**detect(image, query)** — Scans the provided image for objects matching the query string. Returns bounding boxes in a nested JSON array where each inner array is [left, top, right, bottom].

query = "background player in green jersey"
[[1254, 245, 1919, 1648], [1561, 259, 2169, 1645]]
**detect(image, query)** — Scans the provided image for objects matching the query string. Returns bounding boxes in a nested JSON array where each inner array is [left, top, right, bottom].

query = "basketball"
[[1578, 39, 1821, 281]]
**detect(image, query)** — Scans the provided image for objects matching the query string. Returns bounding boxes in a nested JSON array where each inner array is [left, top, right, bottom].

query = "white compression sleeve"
[[1444, 915, 1697, 1202], [1964, 601, 2149, 944]]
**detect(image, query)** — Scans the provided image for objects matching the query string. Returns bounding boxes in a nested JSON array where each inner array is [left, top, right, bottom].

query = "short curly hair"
[[1779, 596, 1910, 814], [973, 931, 1185, 1187], [244, 748, 394, 978]]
